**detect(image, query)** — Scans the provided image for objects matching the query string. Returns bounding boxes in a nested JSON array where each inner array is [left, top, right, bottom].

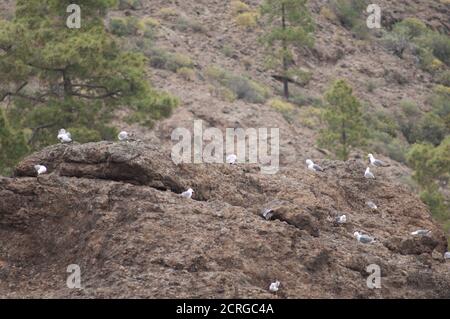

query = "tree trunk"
[[281, 3, 289, 99], [341, 120, 348, 160]]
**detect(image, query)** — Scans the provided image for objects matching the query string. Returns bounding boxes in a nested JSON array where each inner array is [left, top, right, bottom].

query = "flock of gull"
[[32, 128, 450, 294]]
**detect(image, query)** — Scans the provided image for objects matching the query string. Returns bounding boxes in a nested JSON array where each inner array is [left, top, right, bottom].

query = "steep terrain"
[[0, 0, 449, 298], [0, 142, 449, 298]]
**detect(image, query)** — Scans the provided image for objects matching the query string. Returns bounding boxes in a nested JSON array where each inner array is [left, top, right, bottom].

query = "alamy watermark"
[[366, 4, 381, 29], [171, 120, 280, 174], [66, 4, 81, 29], [366, 264, 381, 289], [66, 264, 82, 289]]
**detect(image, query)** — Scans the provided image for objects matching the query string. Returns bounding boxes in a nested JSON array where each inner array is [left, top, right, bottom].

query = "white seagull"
[[366, 201, 378, 210], [261, 208, 274, 220], [368, 153, 387, 167], [226, 154, 237, 165], [181, 188, 194, 199], [364, 167, 375, 179], [269, 281, 280, 293], [118, 131, 129, 141], [57, 129, 72, 143], [306, 159, 324, 172], [354, 231, 376, 244], [335, 214, 347, 224], [444, 252, 450, 260], [411, 229, 431, 236], [34, 165, 47, 176]]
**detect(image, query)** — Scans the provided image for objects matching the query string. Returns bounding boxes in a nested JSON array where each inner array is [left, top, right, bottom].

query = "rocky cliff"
[[0, 141, 449, 298]]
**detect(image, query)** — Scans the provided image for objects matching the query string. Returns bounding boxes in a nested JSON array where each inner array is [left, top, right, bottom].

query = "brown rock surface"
[[0, 142, 449, 298]]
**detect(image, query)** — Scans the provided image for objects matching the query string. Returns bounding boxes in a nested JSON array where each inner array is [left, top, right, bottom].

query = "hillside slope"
[[0, 142, 449, 298], [0, 0, 449, 298]]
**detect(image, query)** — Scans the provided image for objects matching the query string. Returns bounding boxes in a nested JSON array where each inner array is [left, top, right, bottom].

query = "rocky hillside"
[[0, 141, 449, 298], [0, 0, 449, 298]]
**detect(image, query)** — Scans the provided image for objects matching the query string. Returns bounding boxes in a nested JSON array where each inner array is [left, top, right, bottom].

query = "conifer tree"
[[319, 79, 367, 160], [0, 0, 177, 165], [260, 0, 314, 99]]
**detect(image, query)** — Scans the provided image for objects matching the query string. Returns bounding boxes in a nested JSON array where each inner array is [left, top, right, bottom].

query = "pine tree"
[[0, 1, 177, 158], [0, 110, 29, 175], [407, 137, 450, 238], [319, 79, 367, 160], [260, 0, 314, 99]]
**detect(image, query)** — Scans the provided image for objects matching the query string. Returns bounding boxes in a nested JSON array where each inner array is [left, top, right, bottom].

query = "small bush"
[[158, 7, 179, 19], [221, 44, 234, 58], [436, 70, 450, 86], [206, 66, 270, 103], [148, 48, 194, 72], [110, 17, 141, 36], [330, 0, 368, 29], [319, 6, 337, 22], [231, 1, 250, 15], [174, 16, 206, 33], [298, 106, 323, 129], [268, 98, 295, 113], [417, 113, 446, 146], [118, 0, 143, 10], [396, 100, 422, 144], [177, 67, 196, 81], [235, 12, 259, 29]]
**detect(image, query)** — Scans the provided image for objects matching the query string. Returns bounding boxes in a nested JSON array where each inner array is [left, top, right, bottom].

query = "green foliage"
[[231, 1, 250, 15], [177, 67, 196, 81], [148, 48, 193, 72], [319, 79, 367, 160], [174, 15, 206, 33], [382, 17, 450, 80], [206, 66, 270, 103], [117, 0, 142, 10], [407, 137, 450, 233], [260, 0, 314, 98], [330, 0, 368, 29], [395, 88, 450, 146], [110, 17, 140, 36], [236, 12, 260, 29], [0, 0, 177, 173], [0, 110, 29, 175], [407, 137, 450, 189]]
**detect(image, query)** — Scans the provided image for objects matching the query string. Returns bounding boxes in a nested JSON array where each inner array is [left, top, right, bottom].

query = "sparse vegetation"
[[148, 48, 194, 72], [158, 7, 179, 19], [382, 17, 450, 82], [260, 0, 315, 99], [407, 137, 450, 238], [319, 79, 367, 160], [235, 12, 259, 29], [177, 67, 196, 81], [206, 66, 270, 103], [231, 1, 250, 14], [329, 0, 370, 39], [0, 0, 178, 172]]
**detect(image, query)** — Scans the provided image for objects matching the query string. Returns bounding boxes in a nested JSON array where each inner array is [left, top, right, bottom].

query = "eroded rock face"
[[0, 141, 449, 298]]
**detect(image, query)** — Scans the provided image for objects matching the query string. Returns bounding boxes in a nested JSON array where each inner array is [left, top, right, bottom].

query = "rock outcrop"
[[0, 141, 449, 298]]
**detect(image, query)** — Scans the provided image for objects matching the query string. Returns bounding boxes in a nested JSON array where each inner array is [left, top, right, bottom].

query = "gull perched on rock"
[[444, 252, 450, 260], [118, 131, 129, 142], [335, 214, 347, 224], [269, 281, 280, 293], [181, 188, 194, 199], [226, 154, 237, 165], [57, 129, 72, 143], [411, 229, 431, 236], [354, 231, 376, 244], [364, 167, 375, 179], [261, 208, 274, 220], [366, 201, 378, 210], [34, 165, 47, 176], [368, 153, 388, 167], [306, 159, 323, 172]]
